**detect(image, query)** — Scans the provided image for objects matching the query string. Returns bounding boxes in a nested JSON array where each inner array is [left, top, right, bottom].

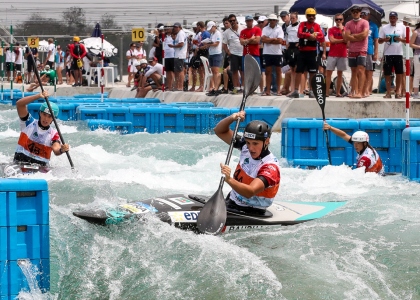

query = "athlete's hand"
[[231, 111, 245, 122], [323, 122, 331, 131], [60, 143, 69, 154], [220, 163, 232, 182], [39, 90, 49, 98]]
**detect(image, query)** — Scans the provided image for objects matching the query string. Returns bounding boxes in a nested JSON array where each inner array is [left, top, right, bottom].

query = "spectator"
[[136, 57, 163, 98], [240, 16, 262, 69], [261, 14, 284, 96], [55, 45, 65, 85], [280, 11, 292, 95], [204, 21, 223, 96], [168, 22, 188, 91], [5, 46, 15, 81], [318, 23, 329, 74], [286, 12, 301, 98], [409, 20, 420, 98], [163, 24, 175, 91], [153, 23, 165, 64], [44, 38, 55, 68], [344, 6, 369, 98], [224, 14, 245, 94], [68, 36, 87, 87], [256, 15, 268, 93], [195, 21, 211, 92], [295, 8, 325, 98], [14, 43, 23, 82], [379, 11, 406, 99], [25, 44, 38, 84], [325, 13, 348, 97], [126, 42, 138, 87], [361, 8, 379, 97]]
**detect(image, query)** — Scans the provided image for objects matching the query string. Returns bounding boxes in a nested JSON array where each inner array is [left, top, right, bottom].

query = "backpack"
[[74, 44, 81, 56], [331, 75, 350, 96]]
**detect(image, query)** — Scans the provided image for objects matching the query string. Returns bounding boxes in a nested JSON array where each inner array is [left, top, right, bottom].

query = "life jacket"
[[15, 114, 60, 165], [356, 147, 384, 174], [299, 22, 318, 48], [74, 43, 81, 56], [229, 145, 281, 209]]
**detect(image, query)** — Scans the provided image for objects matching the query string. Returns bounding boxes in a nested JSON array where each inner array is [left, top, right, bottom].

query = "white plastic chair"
[[200, 56, 213, 92]]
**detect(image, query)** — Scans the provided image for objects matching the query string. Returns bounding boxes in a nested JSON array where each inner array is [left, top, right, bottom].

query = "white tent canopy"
[[385, 2, 419, 18]]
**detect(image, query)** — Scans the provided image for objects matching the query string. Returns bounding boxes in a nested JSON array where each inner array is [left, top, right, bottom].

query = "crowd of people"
[[129, 7, 420, 99]]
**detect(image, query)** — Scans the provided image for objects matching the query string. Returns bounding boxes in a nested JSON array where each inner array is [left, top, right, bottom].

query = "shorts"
[[174, 58, 184, 72], [317, 51, 329, 69], [6, 62, 13, 72], [296, 50, 318, 73], [165, 58, 175, 72], [365, 55, 374, 71], [190, 56, 201, 69], [348, 51, 366, 68], [56, 62, 64, 69], [14, 64, 22, 72], [285, 46, 299, 68], [209, 53, 223, 68], [263, 54, 283, 67], [242, 55, 261, 73], [71, 60, 81, 70], [229, 54, 242, 72], [127, 64, 136, 73], [326, 56, 347, 71], [27, 61, 36, 72], [383, 55, 403, 75], [46, 61, 54, 68]]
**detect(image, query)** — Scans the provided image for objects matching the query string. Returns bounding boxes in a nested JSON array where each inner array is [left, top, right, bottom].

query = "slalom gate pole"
[[405, 26, 410, 128], [54, 40, 57, 97], [10, 25, 13, 102], [21, 45, 24, 97], [1, 41, 4, 102], [162, 32, 166, 102], [101, 34, 104, 103]]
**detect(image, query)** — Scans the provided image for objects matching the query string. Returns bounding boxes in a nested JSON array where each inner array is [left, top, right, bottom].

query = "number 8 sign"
[[27, 36, 39, 48]]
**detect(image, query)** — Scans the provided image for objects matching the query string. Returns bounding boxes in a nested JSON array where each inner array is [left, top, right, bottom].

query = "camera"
[[386, 34, 400, 44]]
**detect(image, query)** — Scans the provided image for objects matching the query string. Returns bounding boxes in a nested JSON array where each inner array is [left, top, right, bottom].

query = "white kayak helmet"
[[351, 131, 369, 143], [3, 164, 22, 177]]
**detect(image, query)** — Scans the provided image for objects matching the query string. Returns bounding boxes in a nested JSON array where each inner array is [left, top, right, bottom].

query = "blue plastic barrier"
[[106, 106, 132, 122], [73, 93, 109, 98], [0, 178, 50, 298], [402, 127, 420, 181], [129, 106, 154, 133], [170, 102, 214, 107], [179, 107, 212, 133], [86, 119, 115, 131], [121, 98, 160, 104], [209, 107, 231, 131], [230, 107, 280, 132]]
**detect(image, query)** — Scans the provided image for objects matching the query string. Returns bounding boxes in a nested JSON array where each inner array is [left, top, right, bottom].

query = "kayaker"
[[14, 91, 69, 166], [215, 111, 281, 213], [323, 122, 384, 174]]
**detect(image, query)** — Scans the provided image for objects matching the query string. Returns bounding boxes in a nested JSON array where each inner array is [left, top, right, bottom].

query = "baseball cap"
[[245, 15, 254, 21], [351, 6, 362, 12], [258, 16, 267, 22], [361, 8, 370, 14], [280, 11, 289, 17], [206, 21, 216, 30], [389, 11, 398, 17], [173, 22, 182, 27], [45, 65, 50, 70], [148, 56, 157, 62], [139, 59, 147, 65], [267, 14, 278, 20], [192, 21, 198, 28]]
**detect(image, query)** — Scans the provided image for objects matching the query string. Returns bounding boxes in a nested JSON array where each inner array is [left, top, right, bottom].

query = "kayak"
[[1, 163, 51, 178], [73, 194, 346, 234]]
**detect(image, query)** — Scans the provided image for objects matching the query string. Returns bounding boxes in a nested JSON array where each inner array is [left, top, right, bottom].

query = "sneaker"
[[299, 93, 305, 98], [237, 89, 243, 93], [206, 90, 216, 96], [230, 88, 238, 94], [220, 89, 228, 94], [308, 90, 315, 98], [289, 90, 300, 98], [412, 93, 420, 99]]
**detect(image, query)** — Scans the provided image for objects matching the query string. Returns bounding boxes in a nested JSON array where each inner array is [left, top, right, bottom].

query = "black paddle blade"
[[243, 54, 261, 98], [196, 187, 226, 235], [311, 73, 326, 120]]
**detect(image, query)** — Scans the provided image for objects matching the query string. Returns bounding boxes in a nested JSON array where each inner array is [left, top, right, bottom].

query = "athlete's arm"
[[221, 163, 266, 198], [323, 122, 351, 141], [214, 111, 245, 145], [16, 91, 48, 119]]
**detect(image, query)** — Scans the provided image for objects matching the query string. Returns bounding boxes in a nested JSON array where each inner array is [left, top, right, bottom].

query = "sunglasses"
[[335, 18, 343, 21], [229, 19, 236, 22], [258, 21, 264, 24], [351, 10, 361, 13]]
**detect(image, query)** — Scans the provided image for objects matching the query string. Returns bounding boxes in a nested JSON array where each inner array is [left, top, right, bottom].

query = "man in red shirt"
[[240, 15, 262, 70], [68, 36, 87, 87], [326, 13, 348, 97], [295, 8, 324, 98]]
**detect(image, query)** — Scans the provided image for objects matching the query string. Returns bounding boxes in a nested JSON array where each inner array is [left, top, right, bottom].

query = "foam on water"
[[1, 108, 420, 299]]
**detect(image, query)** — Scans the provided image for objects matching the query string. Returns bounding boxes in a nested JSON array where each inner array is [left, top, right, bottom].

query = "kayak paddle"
[[196, 54, 261, 234], [311, 72, 331, 164]]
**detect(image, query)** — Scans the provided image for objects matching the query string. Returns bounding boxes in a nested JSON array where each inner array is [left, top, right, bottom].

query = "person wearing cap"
[[14, 90, 69, 167], [189, 21, 201, 92], [136, 42, 147, 61], [126, 42, 138, 88], [215, 110, 281, 212], [44, 38, 56, 68], [344, 6, 369, 99], [40, 64, 57, 86], [163, 24, 176, 91], [280, 11, 292, 95], [25, 44, 38, 84], [240, 15, 262, 69], [201, 21, 223, 96], [256, 15, 268, 93], [168, 22, 188, 91], [5, 45, 15, 81], [379, 11, 406, 99], [409, 18, 420, 99], [285, 12, 301, 98], [261, 14, 284, 96], [318, 23, 329, 74], [68, 36, 87, 87], [13, 43, 23, 83], [360, 8, 379, 98], [325, 13, 348, 98], [136, 57, 164, 98], [223, 14, 245, 94], [295, 8, 325, 98], [323, 122, 384, 174], [195, 21, 211, 92]]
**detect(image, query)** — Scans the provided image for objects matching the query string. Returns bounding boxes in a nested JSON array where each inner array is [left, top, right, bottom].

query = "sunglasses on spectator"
[[335, 18, 343, 21], [258, 21, 264, 24], [229, 19, 236, 22], [268, 19, 277, 21], [351, 10, 361, 13]]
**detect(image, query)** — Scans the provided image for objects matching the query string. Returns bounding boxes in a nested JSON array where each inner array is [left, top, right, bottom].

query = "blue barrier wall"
[[402, 127, 420, 181], [0, 179, 50, 299]]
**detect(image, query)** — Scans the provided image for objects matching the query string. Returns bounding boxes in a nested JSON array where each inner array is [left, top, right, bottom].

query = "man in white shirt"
[[379, 11, 406, 98], [13, 43, 23, 82], [136, 57, 164, 97], [5, 46, 15, 81], [126, 42, 138, 87], [223, 14, 245, 94], [44, 38, 56, 68], [163, 24, 175, 90], [168, 22, 187, 90], [261, 14, 284, 96]]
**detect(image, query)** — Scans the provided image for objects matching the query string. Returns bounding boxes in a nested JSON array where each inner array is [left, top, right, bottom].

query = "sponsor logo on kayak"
[[155, 198, 181, 209], [226, 225, 265, 231], [168, 197, 194, 205], [168, 211, 200, 222], [134, 202, 158, 213]]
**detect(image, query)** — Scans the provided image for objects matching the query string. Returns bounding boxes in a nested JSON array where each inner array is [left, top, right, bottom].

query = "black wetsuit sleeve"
[[20, 113, 29, 122], [232, 135, 245, 150], [256, 176, 269, 188], [347, 137, 353, 145]]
